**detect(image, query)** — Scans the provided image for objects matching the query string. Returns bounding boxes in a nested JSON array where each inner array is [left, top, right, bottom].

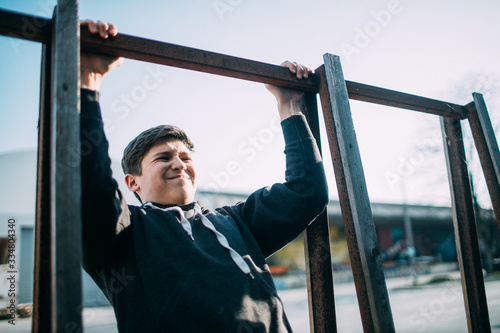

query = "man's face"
[[128, 140, 196, 206]]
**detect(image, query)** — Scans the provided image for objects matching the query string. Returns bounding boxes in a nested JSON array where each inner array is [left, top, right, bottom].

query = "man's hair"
[[121, 125, 194, 176]]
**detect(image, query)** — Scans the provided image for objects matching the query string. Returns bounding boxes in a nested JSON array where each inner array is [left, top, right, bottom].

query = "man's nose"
[[171, 156, 187, 170]]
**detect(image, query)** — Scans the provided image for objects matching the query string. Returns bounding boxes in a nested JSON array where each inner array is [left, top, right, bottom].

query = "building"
[[0, 149, 498, 308], [197, 190, 499, 272]]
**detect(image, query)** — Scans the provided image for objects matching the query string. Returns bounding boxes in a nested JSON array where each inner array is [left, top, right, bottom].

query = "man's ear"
[[125, 174, 140, 192]]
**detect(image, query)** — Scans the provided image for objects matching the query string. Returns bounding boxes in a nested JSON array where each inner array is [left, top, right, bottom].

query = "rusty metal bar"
[[0, 8, 469, 119], [50, 2, 83, 331], [318, 65, 374, 332], [304, 212, 336, 333], [318, 54, 395, 332], [303, 92, 337, 333], [32, 37, 53, 333], [79, 29, 318, 92], [441, 116, 491, 332], [304, 210, 337, 333], [346, 81, 467, 119], [467, 95, 500, 230], [0, 8, 51, 44]]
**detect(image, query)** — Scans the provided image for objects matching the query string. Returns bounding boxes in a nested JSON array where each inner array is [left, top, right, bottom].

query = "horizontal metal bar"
[[346, 80, 468, 119], [79, 28, 318, 91], [0, 8, 469, 118], [0, 8, 52, 43]]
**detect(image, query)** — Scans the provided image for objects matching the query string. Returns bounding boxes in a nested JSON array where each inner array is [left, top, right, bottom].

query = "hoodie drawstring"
[[143, 202, 194, 240], [192, 203, 252, 276], [142, 202, 252, 277]]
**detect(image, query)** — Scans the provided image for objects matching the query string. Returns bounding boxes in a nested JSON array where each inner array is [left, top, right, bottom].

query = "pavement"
[[1, 271, 499, 333], [281, 272, 500, 332]]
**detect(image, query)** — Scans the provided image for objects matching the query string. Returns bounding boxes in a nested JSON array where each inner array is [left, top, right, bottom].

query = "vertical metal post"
[[32, 40, 53, 333], [50, 1, 83, 331], [303, 92, 337, 333], [467, 94, 500, 229], [317, 54, 395, 333], [441, 117, 491, 332]]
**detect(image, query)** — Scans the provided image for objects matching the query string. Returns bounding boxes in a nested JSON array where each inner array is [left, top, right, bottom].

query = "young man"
[[80, 20, 328, 332]]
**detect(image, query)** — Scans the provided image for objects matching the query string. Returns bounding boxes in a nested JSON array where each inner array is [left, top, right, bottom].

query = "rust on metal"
[[303, 211, 337, 333], [303, 92, 337, 333], [316, 65, 375, 332], [32, 42, 53, 333], [79, 28, 318, 92], [346, 80, 468, 119], [466, 98, 500, 230], [318, 55, 395, 333], [50, 3, 83, 331], [0, 8, 472, 120], [0, 8, 52, 43], [441, 117, 491, 332]]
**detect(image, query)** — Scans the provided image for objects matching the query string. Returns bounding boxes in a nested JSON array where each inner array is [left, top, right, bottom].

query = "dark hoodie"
[[80, 89, 328, 332]]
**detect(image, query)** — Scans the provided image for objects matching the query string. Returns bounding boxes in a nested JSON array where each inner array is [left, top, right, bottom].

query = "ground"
[[1, 272, 499, 333]]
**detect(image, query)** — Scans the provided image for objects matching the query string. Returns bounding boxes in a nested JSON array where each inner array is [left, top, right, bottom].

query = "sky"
[[0, 0, 499, 209]]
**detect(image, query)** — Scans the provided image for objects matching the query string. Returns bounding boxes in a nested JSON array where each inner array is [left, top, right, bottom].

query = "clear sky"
[[1, 0, 499, 208]]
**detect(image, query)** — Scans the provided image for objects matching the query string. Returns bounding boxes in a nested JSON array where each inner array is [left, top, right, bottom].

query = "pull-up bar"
[[0, 8, 467, 118]]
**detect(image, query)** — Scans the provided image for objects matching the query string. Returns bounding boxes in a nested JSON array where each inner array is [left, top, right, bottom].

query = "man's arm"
[[80, 20, 128, 274], [232, 63, 329, 257]]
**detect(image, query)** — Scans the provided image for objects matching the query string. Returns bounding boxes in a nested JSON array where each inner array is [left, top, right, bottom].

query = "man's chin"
[[178, 188, 196, 205]]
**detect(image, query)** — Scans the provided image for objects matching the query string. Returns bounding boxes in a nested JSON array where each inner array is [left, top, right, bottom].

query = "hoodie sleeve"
[[80, 89, 131, 273], [231, 114, 329, 258]]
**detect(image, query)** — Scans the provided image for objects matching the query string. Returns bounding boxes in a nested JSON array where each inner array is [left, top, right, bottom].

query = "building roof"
[[196, 189, 496, 229], [0, 149, 494, 229]]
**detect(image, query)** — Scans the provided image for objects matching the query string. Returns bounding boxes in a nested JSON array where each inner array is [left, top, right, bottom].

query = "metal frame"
[[32, 39, 53, 333], [49, 3, 83, 332], [1, 4, 499, 333], [317, 56, 395, 332], [441, 117, 491, 332]]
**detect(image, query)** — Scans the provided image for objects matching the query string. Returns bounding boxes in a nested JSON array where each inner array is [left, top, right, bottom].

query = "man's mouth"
[[168, 174, 190, 180]]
